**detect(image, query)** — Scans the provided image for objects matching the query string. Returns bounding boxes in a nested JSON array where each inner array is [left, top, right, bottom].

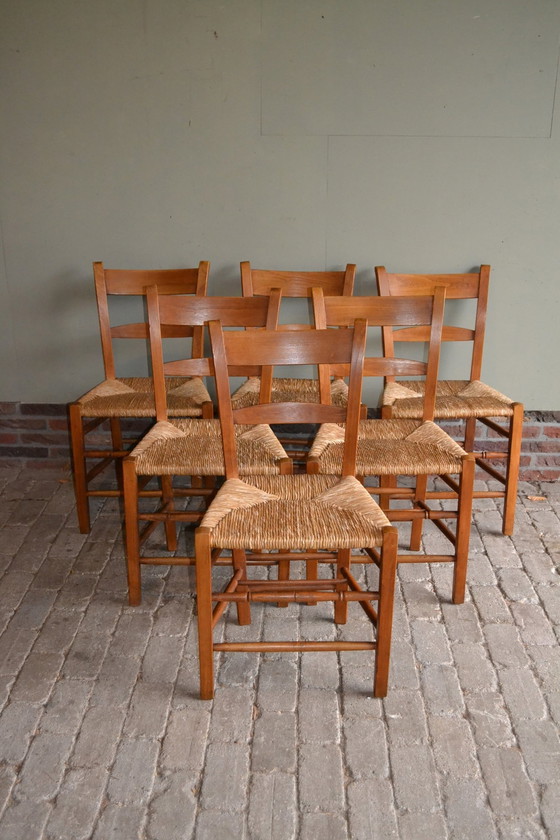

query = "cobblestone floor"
[[0, 465, 558, 839]]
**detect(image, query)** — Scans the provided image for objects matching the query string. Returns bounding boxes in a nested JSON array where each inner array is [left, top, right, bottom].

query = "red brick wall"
[[0, 403, 558, 482]]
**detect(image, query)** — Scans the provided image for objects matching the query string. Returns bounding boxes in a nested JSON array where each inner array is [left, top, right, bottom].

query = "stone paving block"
[[384, 688, 428, 744], [300, 812, 348, 840], [484, 624, 530, 669], [467, 553, 498, 585], [410, 619, 452, 665], [160, 706, 210, 772], [401, 581, 441, 620], [299, 688, 340, 743], [91, 802, 146, 840], [537, 583, 560, 625], [299, 651, 340, 689], [140, 633, 185, 684], [40, 677, 91, 733], [299, 743, 345, 812], [48, 527, 88, 559], [452, 640, 498, 692], [256, 659, 298, 712], [53, 573, 98, 611], [340, 667, 384, 717], [208, 686, 254, 744], [31, 555, 75, 591], [194, 810, 245, 840], [499, 667, 548, 721], [420, 663, 465, 715], [0, 764, 16, 816], [499, 568, 539, 603], [217, 651, 260, 689], [511, 602, 557, 646], [123, 680, 174, 739], [45, 766, 108, 840], [62, 632, 110, 680], [388, 743, 440, 812], [145, 770, 198, 840], [248, 772, 297, 840], [514, 720, 560, 784], [0, 798, 52, 840], [465, 691, 515, 748], [77, 595, 122, 636], [0, 571, 35, 614], [106, 738, 159, 804], [252, 712, 296, 773], [387, 639, 420, 690], [344, 716, 389, 779], [73, 540, 113, 574], [482, 534, 522, 568], [17, 731, 75, 800], [7, 589, 57, 630], [151, 596, 193, 636], [470, 584, 513, 624], [200, 743, 249, 812], [0, 701, 43, 764], [0, 527, 32, 558], [70, 704, 126, 769], [108, 612, 154, 660], [478, 746, 539, 818], [10, 651, 63, 702], [441, 600, 483, 642], [347, 778, 398, 838], [541, 783, 560, 839], [442, 777, 498, 839], [521, 550, 560, 585], [429, 715, 479, 777], [398, 811, 448, 840], [88, 652, 140, 708]]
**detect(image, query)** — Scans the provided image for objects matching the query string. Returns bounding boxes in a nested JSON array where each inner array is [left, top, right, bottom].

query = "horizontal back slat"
[[383, 273, 480, 299], [156, 295, 272, 327], [221, 326, 356, 366], [233, 402, 348, 425], [251, 270, 349, 297], [322, 295, 435, 326], [103, 268, 202, 295], [393, 325, 475, 342]]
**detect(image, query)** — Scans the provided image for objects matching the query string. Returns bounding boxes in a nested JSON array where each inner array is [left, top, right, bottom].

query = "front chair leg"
[[374, 526, 398, 698], [195, 528, 215, 700], [452, 456, 475, 605], [410, 474, 428, 551], [123, 458, 141, 606], [232, 549, 251, 625]]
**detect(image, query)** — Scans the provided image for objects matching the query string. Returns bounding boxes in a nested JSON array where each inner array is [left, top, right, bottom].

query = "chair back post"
[[311, 287, 334, 403], [259, 287, 282, 402], [422, 285, 446, 421], [209, 319, 241, 478], [471, 264, 490, 381], [146, 285, 168, 422], [93, 262, 116, 380], [341, 318, 367, 476]]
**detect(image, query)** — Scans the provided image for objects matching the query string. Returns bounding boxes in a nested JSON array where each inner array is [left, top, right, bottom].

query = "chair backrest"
[[375, 265, 490, 382], [146, 289, 282, 421], [209, 319, 368, 478], [312, 288, 446, 421], [93, 260, 210, 380], [240, 261, 356, 332]]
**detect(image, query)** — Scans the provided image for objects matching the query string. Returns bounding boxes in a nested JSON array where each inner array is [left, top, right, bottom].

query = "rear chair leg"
[[69, 403, 90, 533], [373, 527, 398, 698], [452, 456, 475, 604], [196, 528, 215, 700], [123, 458, 142, 606], [502, 404, 523, 536]]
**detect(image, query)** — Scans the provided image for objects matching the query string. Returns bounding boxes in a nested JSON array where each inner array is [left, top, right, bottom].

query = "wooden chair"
[[123, 291, 291, 606], [69, 261, 211, 533], [376, 266, 523, 536], [232, 262, 357, 456], [309, 288, 475, 604], [195, 319, 398, 700]]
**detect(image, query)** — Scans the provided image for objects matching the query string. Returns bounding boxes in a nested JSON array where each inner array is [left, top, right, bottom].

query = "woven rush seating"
[[231, 261, 357, 457], [309, 287, 475, 604], [69, 260, 211, 534], [195, 318, 398, 700], [123, 289, 292, 606], [376, 265, 523, 535]]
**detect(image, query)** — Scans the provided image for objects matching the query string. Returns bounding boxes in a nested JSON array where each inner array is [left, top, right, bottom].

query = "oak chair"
[[195, 319, 398, 700], [309, 288, 475, 604], [232, 262, 357, 456], [69, 261, 211, 533], [376, 266, 523, 536], [123, 290, 291, 606]]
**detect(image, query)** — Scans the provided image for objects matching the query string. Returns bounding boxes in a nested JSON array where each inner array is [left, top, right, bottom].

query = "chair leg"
[[123, 458, 142, 606], [410, 474, 428, 551], [378, 474, 394, 513], [68, 403, 90, 533], [374, 526, 398, 698], [452, 455, 475, 605], [334, 549, 350, 624], [502, 403, 523, 536], [233, 549, 251, 625], [463, 417, 477, 451], [196, 528, 215, 700], [109, 417, 125, 491], [161, 474, 178, 552]]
